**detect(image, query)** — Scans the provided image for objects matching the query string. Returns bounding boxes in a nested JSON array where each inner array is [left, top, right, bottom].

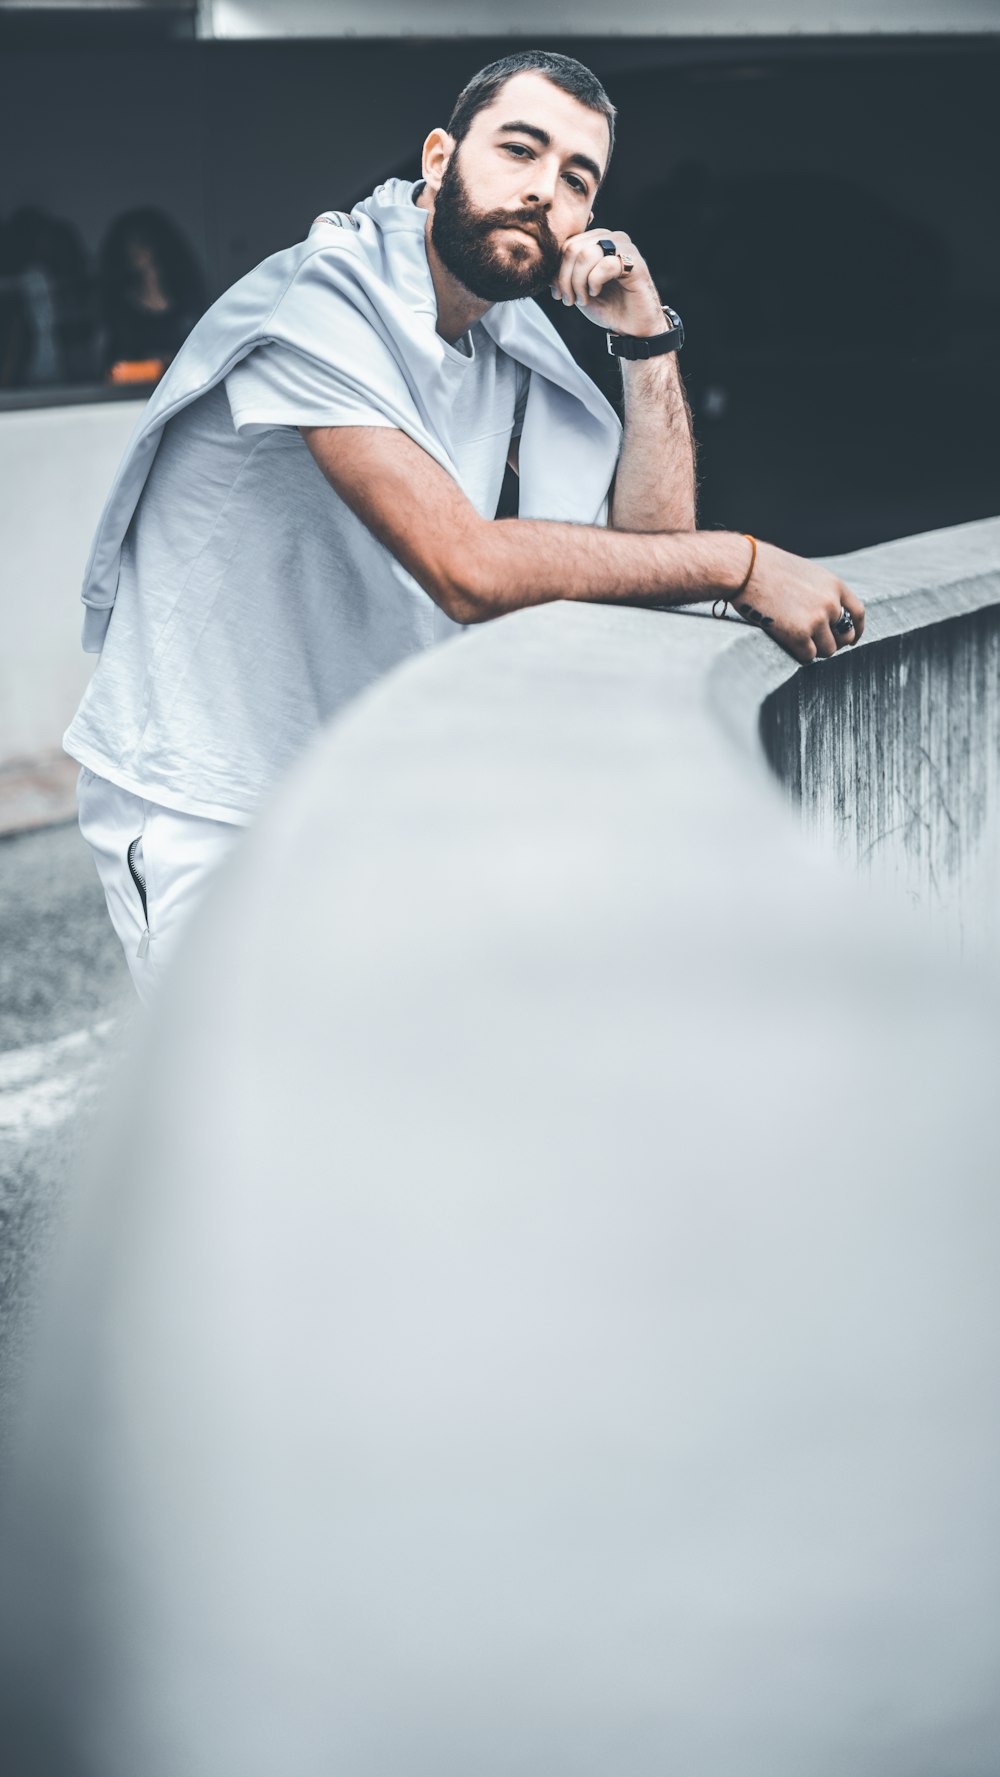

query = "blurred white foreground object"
[[2, 519, 999, 1776]]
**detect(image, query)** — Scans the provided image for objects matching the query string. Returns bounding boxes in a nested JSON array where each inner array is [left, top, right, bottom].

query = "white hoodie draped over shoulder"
[[79, 178, 623, 655]]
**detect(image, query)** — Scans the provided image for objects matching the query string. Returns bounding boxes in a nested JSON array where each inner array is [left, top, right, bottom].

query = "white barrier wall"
[[0, 399, 143, 765], [208, 0, 1000, 33]]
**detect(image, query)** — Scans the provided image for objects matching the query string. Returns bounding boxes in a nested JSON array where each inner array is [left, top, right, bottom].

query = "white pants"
[[76, 766, 243, 1004]]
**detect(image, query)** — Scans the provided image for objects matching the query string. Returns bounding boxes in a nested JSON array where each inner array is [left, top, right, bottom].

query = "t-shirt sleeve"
[[226, 340, 397, 436]]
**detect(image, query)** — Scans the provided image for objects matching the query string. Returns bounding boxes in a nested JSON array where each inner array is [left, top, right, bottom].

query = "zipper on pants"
[[127, 835, 150, 959]]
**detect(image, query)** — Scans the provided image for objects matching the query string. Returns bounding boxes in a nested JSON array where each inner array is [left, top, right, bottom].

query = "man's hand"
[[729, 539, 866, 663], [550, 228, 665, 339]]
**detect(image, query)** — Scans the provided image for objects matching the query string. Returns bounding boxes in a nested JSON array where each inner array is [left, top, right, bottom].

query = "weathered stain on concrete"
[[761, 603, 1000, 952]]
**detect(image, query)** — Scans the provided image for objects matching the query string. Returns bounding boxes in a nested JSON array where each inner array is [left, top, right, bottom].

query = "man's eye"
[[503, 143, 532, 158], [565, 176, 587, 194]]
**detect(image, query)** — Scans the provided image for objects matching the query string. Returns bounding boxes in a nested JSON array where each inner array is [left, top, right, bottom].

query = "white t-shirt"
[[64, 322, 528, 824]]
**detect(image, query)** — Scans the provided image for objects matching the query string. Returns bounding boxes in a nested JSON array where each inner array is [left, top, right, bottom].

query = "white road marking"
[[0, 1020, 120, 1138]]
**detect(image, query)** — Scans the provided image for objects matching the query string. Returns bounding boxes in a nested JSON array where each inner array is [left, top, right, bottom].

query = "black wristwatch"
[[607, 304, 684, 360]]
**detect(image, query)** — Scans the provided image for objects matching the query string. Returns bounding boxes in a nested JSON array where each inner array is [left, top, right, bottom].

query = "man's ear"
[[421, 127, 455, 197]]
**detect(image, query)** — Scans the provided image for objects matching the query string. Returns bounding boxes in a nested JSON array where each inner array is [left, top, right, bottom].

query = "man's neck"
[[415, 184, 491, 346]]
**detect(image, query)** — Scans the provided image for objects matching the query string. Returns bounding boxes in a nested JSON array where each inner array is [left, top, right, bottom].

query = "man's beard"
[[430, 151, 563, 304]]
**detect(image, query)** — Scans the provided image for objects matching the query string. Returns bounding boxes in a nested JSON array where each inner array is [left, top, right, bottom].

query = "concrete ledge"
[[3, 515, 1000, 1776], [716, 514, 1000, 948], [710, 514, 1000, 751]]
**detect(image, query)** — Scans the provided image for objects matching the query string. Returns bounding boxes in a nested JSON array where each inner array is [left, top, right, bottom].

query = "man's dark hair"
[[446, 50, 616, 174]]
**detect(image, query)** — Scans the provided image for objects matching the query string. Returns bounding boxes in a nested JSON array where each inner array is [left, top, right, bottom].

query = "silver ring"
[[832, 607, 855, 635]]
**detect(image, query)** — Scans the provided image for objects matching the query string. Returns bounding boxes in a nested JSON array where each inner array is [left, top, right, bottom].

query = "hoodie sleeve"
[[226, 340, 399, 435]]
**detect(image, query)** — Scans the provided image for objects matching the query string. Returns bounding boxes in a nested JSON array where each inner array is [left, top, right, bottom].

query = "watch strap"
[[607, 304, 684, 360]]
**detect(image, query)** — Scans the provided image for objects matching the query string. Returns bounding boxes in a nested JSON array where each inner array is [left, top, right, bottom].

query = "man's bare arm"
[[610, 353, 697, 532], [506, 354, 696, 531], [301, 425, 864, 664], [547, 227, 696, 531]]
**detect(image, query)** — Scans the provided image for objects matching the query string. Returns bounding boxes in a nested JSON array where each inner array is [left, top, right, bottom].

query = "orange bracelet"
[[712, 534, 757, 618]]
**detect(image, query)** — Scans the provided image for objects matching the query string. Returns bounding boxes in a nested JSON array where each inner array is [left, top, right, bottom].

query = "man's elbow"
[[432, 535, 503, 625], [437, 577, 497, 627]]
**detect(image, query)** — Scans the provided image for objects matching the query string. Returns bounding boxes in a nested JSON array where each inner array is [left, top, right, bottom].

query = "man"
[[65, 49, 864, 1002]]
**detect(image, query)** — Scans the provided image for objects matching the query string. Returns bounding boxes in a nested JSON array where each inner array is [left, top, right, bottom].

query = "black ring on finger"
[[832, 607, 855, 636], [597, 238, 619, 258]]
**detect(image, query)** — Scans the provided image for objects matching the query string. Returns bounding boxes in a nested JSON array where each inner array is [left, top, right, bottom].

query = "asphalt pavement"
[[0, 817, 132, 1427]]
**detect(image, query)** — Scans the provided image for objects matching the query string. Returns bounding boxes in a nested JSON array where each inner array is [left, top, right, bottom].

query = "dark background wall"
[[1, 31, 997, 553]]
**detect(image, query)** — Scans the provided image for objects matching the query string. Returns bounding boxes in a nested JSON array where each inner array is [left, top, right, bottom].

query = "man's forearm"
[[609, 352, 698, 533], [456, 517, 746, 623], [303, 423, 862, 666]]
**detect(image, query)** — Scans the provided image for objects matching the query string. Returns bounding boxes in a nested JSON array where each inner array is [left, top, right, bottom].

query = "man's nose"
[[521, 159, 557, 207]]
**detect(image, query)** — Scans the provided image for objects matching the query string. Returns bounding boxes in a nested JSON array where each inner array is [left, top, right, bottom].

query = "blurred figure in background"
[[0, 206, 96, 387], [99, 206, 206, 386]]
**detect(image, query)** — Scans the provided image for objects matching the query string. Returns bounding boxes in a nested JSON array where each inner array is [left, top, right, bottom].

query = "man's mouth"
[[493, 217, 541, 235]]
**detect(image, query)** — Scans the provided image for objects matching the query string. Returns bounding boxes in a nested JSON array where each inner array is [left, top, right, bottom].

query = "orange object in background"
[[108, 359, 166, 386]]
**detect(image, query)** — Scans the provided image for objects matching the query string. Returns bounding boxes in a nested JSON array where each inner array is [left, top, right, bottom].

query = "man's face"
[[429, 70, 610, 304]]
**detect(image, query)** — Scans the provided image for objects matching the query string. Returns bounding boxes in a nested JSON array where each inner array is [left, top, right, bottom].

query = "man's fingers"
[[553, 229, 643, 304], [550, 242, 575, 304], [555, 238, 629, 306], [840, 585, 865, 641], [780, 631, 817, 665], [564, 248, 616, 306], [813, 623, 838, 660], [582, 256, 621, 302], [553, 236, 588, 302], [553, 244, 585, 306], [570, 250, 596, 306]]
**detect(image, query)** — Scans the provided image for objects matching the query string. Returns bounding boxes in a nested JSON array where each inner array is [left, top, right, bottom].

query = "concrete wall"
[[2, 40, 998, 309], [3, 515, 999, 1775], [762, 598, 1000, 954], [208, 0, 1000, 34], [0, 399, 143, 762]]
